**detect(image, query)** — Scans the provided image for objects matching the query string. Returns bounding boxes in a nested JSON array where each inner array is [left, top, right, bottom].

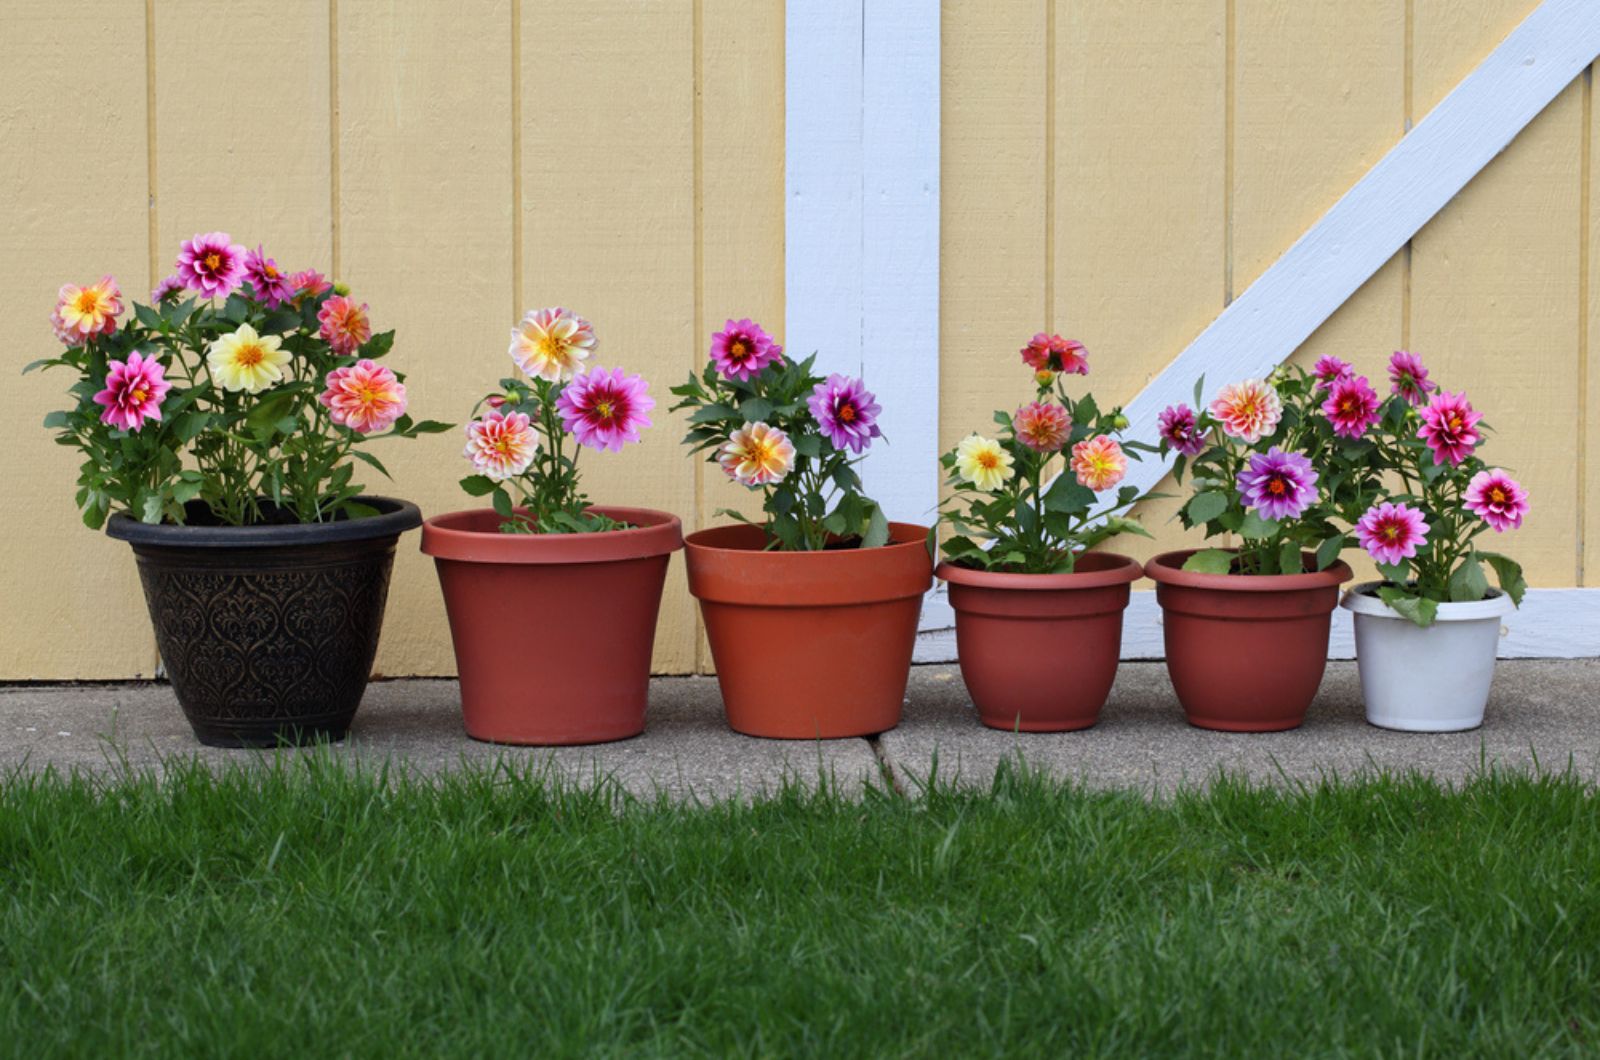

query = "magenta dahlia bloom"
[[150, 274, 184, 303], [1418, 390, 1482, 466], [1389, 350, 1435, 406], [1020, 333, 1088, 376], [1464, 469, 1529, 533], [556, 366, 654, 452], [1321, 375, 1381, 439], [1356, 501, 1430, 566], [1157, 403, 1205, 456], [244, 245, 295, 308], [808, 374, 882, 454], [175, 232, 247, 298], [290, 269, 332, 302], [1311, 355, 1354, 390], [709, 319, 783, 381], [93, 351, 171, 432], [1236, 447, 1319, 522]]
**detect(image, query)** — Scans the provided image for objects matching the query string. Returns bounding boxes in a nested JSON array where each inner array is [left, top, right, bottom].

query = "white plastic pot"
[[1340, 581, 1515, 732]]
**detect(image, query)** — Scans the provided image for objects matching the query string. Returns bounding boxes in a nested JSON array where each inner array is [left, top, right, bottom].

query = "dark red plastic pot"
[[937, 552, 1142, 731], [421, 506, 683, 745], [684, 523, 933, 739], [1145, 549, 1352, 732]]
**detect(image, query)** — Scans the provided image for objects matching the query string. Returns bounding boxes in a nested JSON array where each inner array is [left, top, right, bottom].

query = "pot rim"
[[105, 495, 421, 549], [1340, 580, 1516, 621], [421, 505, 684, 565], [683, 521, 931, 557], [936, 551, 1142, 590], [1144, 548, 1352, 592]]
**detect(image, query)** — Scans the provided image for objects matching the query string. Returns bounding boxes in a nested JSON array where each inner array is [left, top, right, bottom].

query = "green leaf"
[[459, 474, 497, 497], [139, 493, 163, 525], [1237, 510, 1280, 539], [1479, 551, 1527, 607], [792, 433, 822, 459], [861, 503, 890, 549], [1185, 491, 1229, 525], [1042, 476, 1096, 515], [1376, 561, 1410, 585], [688, 403, 739, 424], [41, 410, 70, 430], [23, 357, 63, 374], [491, 488, 515, 519], [1278, 540, 1303, 576], [349, 449, 393, 479], [405, 419, 454, 435], [1377, 586, 1439, 628], [1314, 534, 1346, 572], [344, 501, 381, 521], [134, 303, 165, 330], [1447, 555, 1490, 602], [1181, 548, 1235, 575], [740, 397, 774, 423]]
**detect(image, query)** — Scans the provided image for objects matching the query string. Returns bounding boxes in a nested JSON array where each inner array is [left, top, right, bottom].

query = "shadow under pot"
[[106, 497, 423, 748], [1341, 581, 1514, 732], [1144, 548, 1352, 732], [421, 506, 683, 745], [684, 523, 933, 739], [936, 553, 1143, 732]]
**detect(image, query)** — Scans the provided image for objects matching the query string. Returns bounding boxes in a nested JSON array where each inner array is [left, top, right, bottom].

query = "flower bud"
[[485, 394, 507, 410], [1112, 413, 1130, 430], [332, 282, 351, 297], [1034, 369, 1055, 387]]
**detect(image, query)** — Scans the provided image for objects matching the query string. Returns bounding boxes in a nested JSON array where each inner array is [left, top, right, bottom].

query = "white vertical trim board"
[[788, 0, 945, 628], [914, 587, 1600, 663]]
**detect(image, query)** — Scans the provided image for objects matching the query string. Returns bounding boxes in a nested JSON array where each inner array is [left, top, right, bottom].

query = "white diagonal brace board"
[[1110, 0, 1600, 502]]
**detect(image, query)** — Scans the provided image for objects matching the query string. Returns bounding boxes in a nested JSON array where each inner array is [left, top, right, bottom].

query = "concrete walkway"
[[2, 660, 1596, 799]]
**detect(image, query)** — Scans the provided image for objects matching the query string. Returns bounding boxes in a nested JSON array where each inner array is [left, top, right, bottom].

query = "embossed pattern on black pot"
[[107, 498, 421, 747]]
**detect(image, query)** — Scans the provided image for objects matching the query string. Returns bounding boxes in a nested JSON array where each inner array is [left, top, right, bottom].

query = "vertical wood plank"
[[0, 2, 153, 677], [699, 0, 786, 669], [337, 0, 514, 676], [1586, 62, 1598, 586], [522, 0, 698, 673], [1054, 0, 1227, 562], [1412, 0, 1582, 588], [153, 0, 332, 271], [1233, 0, 1406, 582]]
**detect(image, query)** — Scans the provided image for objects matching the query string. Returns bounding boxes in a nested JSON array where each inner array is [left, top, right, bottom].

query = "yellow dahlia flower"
[[955, 434, 1014, 491], [207, 323, 292, 394]]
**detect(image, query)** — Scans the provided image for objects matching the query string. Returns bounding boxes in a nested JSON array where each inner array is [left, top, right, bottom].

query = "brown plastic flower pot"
[[937, 553, 1143, 732], [1145, 549, 1353, 732], [421, 506, 683, 745], [684, 523, 933, 739]]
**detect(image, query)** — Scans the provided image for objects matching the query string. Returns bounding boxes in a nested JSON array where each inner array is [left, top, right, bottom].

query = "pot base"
[[191, 714, 352, 748], [1365, 715, 1484, 734], [1182, 713, 1303, 734], [978, 713, 1098, 733]]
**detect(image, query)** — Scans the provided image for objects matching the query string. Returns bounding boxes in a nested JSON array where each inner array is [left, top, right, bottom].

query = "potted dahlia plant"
[[419, 307, 682, 745], [935, 333, 1157, 731], [1336, 350, 1528, 732], [28, 233, 448, 746], [1146, 365, 1378, 731], [670, 319, 933, 739]]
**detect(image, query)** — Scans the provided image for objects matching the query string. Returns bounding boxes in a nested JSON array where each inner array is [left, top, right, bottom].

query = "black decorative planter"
[[106, 497, 422, 747]]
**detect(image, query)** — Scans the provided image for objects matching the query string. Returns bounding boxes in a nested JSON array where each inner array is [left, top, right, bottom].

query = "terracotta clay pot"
[[106, 497, 421, 748], [421, 506, 683, 745], [1145, 549, 1352, 732], [937, 552, 1143, 732], [684, 523, 933, 739]]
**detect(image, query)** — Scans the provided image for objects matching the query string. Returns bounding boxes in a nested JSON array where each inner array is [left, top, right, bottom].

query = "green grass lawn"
[[1, 758, 1596, 1058]]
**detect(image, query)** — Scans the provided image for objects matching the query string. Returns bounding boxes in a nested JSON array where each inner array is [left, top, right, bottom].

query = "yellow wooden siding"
[[0, 0, 1591, 680]]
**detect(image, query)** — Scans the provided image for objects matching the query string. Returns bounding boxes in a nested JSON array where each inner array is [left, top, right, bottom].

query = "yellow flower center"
[[838, 403, 856, 422], [1489, 487, 1506, 504], [1383, 524, 1399, 540], [1448, 415, 1463, 431], [131, 387, 147, 404], [264, 263, 279, 278], [74, 290, 101, 314], [204, 253, 222, 271], [728, 339, 750, 362], [234, 343, 264, 367], [493, 437, 512, 456], [1339, 399, 1355, 414], [977, 451, 999, 470], [594, 399, 615, 422]]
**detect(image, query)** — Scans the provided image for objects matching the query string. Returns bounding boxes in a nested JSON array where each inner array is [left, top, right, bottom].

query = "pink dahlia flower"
[[318, 295, 373, 355], [54, 276, 123, 342], [720, 422, 795, 486], [1236, 446, 1318, 522], [93, 351, 171, 432], [319, 359, 407, 434], [1417, 390, 1481, 466], [244, 245, 295, 308], [1208, 379, 1283, 443], [556, 366, 655, 452], [1070, 434, 1127, 492], [1020, 333, 1088, 376], [290, 269, 332, 302], [151, 274, 185, 303], [175, 232, 247, 298], [1311, 355, 1354, 390], [809, 374, 883, 454], [1356, 501, 1430, 566], [510, 307, 597, 382], [1157, 403, 1205, 456], [464, 410, 538, 481], [709, 318, 783, 381], [1389, 350, 1435, 406], [1013, 401, 1072, 453], [1321, 375, 1381, 440], [1464, 469, 1529, 533]]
